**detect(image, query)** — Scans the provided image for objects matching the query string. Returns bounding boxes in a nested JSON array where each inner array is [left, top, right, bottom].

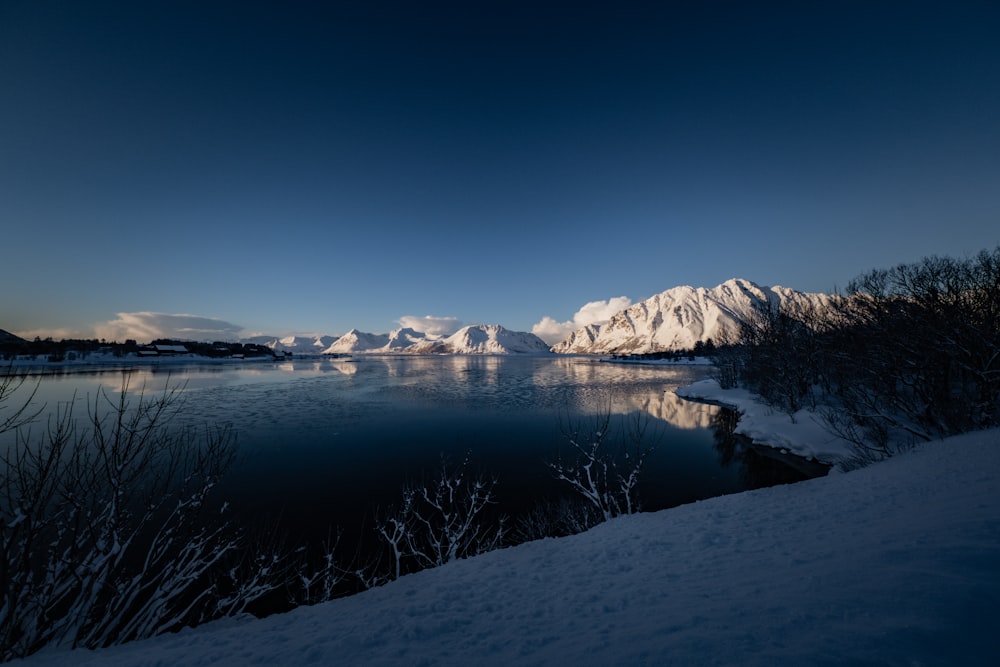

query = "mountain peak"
[[445, 324, 551, 354]]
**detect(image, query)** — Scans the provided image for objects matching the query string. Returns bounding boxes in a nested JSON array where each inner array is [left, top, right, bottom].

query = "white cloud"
[[572, 297, 632, 327], [531, 316, 573, 345], [396, 315, 464, 336], [531, 296, 632, 345], [94, 312, 244, 343]]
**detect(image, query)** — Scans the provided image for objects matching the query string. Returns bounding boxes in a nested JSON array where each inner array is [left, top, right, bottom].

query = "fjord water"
[[11, 356, 808, 541]]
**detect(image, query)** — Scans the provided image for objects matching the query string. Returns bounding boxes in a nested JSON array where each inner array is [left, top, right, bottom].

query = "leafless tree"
[[734, 301, 829, 415], [721, 246, 1000, 462], [289, 531, 352, 606], [548, 409, 655, 523], [708, 328, 743, 390], [0, 366, 41, 436], [824, 247, 1000, 454], [373, 456, 504, 582], [0, 371, 288, 659]]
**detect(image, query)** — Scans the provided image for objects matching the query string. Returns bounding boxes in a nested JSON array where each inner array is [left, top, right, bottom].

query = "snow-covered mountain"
[[320, 325, 550, 355], [552, 278, 832, 354], [242, 334, 338, 354], [441, 324, 551, 354], [322, 329, 391, 354], [384, 327, 433, 350], [551, 323, 601, 353]]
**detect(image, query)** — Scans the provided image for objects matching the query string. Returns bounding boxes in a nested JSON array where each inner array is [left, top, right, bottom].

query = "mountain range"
[[258, 279, 830, 355], [321, 324, 552, 355], [3, 279, 833, 356], [242, 334, 338, 354]]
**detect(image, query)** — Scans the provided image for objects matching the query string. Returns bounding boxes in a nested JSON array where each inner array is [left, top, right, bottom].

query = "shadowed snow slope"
[[17, 430, 999, 666]]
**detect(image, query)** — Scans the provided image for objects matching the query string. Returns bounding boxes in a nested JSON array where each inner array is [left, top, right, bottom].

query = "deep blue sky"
[[2, 1, 999, 342]]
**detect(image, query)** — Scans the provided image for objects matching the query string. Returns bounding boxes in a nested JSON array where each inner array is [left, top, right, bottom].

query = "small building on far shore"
[[138, 344, 190, 357]]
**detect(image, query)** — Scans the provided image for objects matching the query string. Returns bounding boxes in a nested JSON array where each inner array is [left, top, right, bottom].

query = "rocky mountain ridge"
[[552, 278, 832, 354]]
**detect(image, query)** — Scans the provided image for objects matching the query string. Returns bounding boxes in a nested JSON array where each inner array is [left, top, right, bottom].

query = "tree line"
[[1, 337, 278, 362]]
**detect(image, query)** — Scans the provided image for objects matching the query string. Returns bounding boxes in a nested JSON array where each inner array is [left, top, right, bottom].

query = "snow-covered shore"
[[676, 378, 855, 464], [14, 422, 999, 666], [600, 355, 714, 366]]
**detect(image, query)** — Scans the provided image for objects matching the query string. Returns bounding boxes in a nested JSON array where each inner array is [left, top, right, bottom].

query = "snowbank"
[[675, 378, 855, 463], [15, 429, 1000, 666]]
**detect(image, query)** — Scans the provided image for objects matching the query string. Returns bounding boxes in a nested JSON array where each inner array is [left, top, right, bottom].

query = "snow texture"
[[16, 427, 999, 666], [553, 278, 832, 354]]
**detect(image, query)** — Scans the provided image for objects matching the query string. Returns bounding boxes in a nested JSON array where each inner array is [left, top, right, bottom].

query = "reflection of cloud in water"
[[626, 392, 721, 429]]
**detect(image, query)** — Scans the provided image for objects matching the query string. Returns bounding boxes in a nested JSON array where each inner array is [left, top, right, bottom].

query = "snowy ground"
[[14, 421, 999, 666]]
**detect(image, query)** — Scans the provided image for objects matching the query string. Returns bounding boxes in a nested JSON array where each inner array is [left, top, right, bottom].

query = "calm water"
[[5, 356, 808, 542]]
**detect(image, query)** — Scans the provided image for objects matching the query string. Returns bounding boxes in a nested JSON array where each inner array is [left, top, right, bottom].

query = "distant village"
[[0, 331, 281, 363]]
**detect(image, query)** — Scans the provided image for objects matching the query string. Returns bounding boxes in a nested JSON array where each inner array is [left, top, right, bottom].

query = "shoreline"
[[677, 391, 833, 476], [2, 354, 280, 376], [674, 378, 855, 466]]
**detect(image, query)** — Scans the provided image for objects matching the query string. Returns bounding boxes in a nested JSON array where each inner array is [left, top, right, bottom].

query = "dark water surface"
[[8, 356, 809, 542]]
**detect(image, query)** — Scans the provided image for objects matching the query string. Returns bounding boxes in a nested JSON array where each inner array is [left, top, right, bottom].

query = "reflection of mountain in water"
[[368, 356, 713, 416], [329, 360, 359, 376], [627, 392, 720, 429]]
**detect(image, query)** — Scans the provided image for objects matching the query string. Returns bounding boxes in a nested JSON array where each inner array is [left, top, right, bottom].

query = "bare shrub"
[[372, 456, 504, 583], [0, 367, 41, 435], [0, 372, 288, 659], [548, 409, 656, 523], [512, 496, 602, 543]]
